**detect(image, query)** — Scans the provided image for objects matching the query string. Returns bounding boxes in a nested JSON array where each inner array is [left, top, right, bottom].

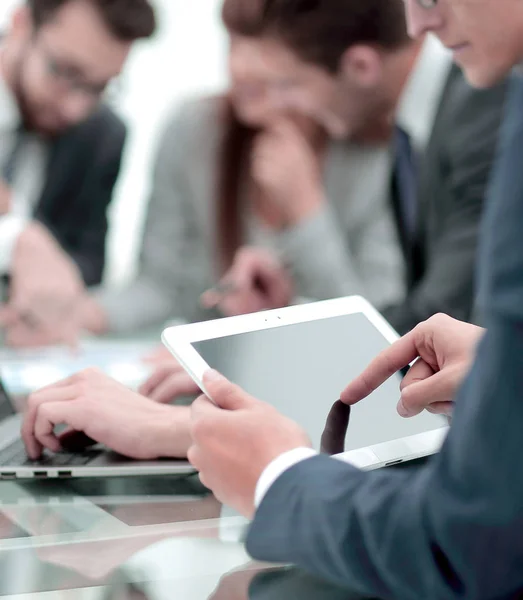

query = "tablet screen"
[[193, 312, 445, 452]]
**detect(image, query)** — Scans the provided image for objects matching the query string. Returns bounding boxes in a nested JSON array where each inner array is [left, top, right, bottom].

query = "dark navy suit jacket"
[[246, 75, 523, 599]]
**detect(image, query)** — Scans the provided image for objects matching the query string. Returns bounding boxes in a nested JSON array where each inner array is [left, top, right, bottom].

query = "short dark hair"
[[222, 0, 411, 73], [27, 0, 156, 41]]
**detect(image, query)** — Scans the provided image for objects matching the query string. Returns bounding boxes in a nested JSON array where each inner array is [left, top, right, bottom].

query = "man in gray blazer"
[[183, 49, 507, 339], [207, 59, 507, 335], [187, 0, 523, 597], [383, 63, 507, 333]]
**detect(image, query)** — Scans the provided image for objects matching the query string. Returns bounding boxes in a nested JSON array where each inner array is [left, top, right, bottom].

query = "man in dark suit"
[[204, 2, 507, 337], [0, 0, 156, 347], [186, 1, 523, 597], [36, 105, 126, 289], [384, 62, 507, 333]]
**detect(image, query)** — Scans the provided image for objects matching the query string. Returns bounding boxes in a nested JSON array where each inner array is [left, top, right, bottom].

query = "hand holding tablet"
[[162, 296, 449, 470]]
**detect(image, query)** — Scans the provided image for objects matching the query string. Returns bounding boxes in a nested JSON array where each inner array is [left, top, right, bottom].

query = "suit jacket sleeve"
[[247, 76, 523, 599], [248, 568, 356, 600], [383, 72, 507, 334], [247, 322, 523, 599], [276, 187, 405, 311]]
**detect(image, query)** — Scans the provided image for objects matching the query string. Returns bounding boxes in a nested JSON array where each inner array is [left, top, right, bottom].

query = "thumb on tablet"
[[203, 370, 256, 411]]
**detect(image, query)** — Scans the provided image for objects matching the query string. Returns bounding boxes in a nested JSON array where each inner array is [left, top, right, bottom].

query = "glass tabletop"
[[0, 474, 368, 600], [0, 331, 408, 599]]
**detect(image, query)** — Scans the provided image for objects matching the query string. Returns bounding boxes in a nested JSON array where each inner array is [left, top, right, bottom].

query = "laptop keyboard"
[[0, 439, 100, 467]]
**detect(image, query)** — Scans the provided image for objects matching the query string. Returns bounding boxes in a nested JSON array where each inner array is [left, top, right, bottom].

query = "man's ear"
[[340, 45, 384, 89]]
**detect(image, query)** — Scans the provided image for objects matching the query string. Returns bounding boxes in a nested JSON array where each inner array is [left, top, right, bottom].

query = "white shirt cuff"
[[255, 447, 318, 508], [0, 215, 27, 273]]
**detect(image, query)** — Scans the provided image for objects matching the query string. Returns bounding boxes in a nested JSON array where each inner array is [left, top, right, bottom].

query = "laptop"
[[0, 378, 195, 480]]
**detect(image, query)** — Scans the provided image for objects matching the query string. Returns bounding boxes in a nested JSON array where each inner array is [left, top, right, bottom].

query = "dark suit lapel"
[[414, 65, 460, 253], [33, 132, 72, 223], [390, 168, 418, 289]]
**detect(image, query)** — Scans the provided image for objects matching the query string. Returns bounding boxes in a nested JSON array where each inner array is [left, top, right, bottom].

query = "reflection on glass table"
[[0, 511, 30, 540], [0, 472, 385, 600], [107, 559, 368, 600], [0, 338, 158, 395], [0, 475, 249, 596]]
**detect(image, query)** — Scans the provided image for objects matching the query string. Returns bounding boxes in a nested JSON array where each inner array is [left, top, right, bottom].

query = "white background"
[[0, 0, 229, 286]]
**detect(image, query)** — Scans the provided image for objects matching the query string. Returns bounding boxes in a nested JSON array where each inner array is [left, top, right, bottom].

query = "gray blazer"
[[384, 65, 508, 333], [96, 98, 405, 333]]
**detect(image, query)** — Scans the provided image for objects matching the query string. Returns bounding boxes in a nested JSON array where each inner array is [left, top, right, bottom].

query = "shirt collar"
[[396, 34, 453, 151], [0, 53, 22, 133]]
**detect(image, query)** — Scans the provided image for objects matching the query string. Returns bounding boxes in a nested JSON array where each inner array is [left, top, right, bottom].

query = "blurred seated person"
[[212, 52, 507, 335], [131, 0, 504, 401], [80, 0, 417, 336], [84, 0, 505, 348], [201, 59, 507, 335], [0, 0, 156, 348]]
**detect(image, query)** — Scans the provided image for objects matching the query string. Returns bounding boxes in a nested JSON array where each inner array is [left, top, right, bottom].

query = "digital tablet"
[[162, 296, 448, 469]]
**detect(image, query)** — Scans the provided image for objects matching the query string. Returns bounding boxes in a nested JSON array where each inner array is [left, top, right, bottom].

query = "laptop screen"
[[0, 378, 16, 421]]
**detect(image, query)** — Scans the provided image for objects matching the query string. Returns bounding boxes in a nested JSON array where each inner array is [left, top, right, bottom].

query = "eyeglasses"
[[33, 39, 119, 101], [43, 50, 109, 99]]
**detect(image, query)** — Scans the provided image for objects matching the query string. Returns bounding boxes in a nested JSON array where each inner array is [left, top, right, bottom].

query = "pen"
[[201, 276, 269, 310]]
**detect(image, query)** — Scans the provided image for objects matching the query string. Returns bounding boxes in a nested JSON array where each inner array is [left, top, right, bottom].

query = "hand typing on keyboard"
[[0, 441, 99, 467], [21, 369, 193, 461]]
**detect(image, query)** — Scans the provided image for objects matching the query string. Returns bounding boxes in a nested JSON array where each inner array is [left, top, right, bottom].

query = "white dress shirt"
[[0, 58, 48, 274], [254, 35, 453, 509]]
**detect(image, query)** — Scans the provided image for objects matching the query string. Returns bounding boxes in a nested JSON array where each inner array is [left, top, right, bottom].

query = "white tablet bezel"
[[162, 296, 448, 469]]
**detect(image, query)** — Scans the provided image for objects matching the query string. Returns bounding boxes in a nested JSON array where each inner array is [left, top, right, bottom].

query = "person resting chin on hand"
[[201, 118, 324, 319]]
